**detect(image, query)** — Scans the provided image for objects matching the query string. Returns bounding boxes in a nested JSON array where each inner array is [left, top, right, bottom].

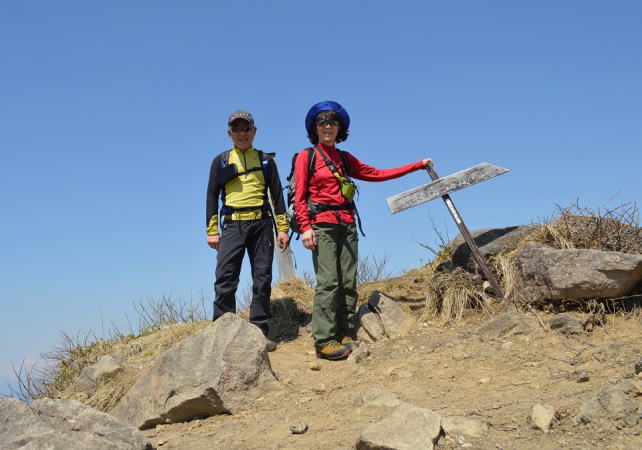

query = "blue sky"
[[1, 1, 641, 394]]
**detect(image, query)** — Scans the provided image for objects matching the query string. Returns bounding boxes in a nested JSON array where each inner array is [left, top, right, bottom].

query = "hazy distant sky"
[[2, 0, 641, 394]]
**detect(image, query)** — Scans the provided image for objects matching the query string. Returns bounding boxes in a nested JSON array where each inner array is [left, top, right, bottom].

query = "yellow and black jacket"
[[206, 147, 289, 235]]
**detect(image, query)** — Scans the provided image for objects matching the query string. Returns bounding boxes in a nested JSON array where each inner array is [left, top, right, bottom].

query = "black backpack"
[[285, 146, 364, 238]]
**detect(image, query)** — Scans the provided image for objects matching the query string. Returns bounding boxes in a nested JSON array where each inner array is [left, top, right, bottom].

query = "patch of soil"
[[142, 311, 642, 449]]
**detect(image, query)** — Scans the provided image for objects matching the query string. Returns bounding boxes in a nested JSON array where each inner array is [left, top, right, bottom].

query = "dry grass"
[[53, 321, 210, 411], [526, 201, 641, 253], [423, 267, 497, 322]]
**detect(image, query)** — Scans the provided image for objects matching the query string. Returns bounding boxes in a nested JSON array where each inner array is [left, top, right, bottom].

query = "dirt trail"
[[142, 311, 642, 449]]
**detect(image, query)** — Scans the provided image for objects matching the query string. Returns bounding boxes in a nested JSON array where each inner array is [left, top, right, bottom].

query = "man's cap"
[[228, 110, 255, 126], [305, 101, 350, 134]]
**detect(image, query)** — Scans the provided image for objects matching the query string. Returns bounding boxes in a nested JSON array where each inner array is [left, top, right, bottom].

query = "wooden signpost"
[[387, 162, 509, 299]]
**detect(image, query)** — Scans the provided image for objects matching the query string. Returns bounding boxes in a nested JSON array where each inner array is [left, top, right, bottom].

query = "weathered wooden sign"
[[386, 162, 509, 299]]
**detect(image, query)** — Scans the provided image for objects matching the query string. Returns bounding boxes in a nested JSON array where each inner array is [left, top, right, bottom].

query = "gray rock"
[[74, 354, 124, 395], [476, 311, 534, 338], [451, 225, 535, 271], [517, 242, 642, 304], [0, 397, 151, 450], [578, 379, 642, 427], [549, 313, 585, 335], [635, 357, 642, 374], [111, 313, 279, 429], [368, 291, 416, 339], [356, 292, 415, 342], [348, 344, 370, 363], [356, 303, 386, 342], [441, 416, 488, 438], [289, 420, 308, 434], [356, 402, 441, 450], [530, 404, 555, 433]]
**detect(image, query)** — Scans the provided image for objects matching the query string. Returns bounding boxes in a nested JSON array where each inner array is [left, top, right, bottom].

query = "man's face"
[[227, 119, 256, 150]]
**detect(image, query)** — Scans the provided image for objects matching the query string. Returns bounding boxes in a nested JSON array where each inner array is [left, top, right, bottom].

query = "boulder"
[[517, 242, 642, 304], [74, 354, 124, 395], [356, 303, 386, 343], [451, 225, 535, 271], [578, 379, 642, 428], [476, 311, 534, 338], [356, 402, 441, 450], [0, 397, 151, 450], [549, 313, 585, 335], [356, 291, 415, 342], [441, 415, 488, 438], [111, 313, 279, 429]]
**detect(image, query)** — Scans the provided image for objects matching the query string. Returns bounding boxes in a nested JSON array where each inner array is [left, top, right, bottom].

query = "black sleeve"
[[206, 155, 221, 228], [266, 156, 287, 215]]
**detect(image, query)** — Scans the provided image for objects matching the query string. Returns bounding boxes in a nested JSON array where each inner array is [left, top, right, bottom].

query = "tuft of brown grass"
[[525, 201, 641, 253], [423, 267, 496, 322]]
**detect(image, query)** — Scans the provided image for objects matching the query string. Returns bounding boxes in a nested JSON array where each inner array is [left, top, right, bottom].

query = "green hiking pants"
[[311, 222, 359, 347]]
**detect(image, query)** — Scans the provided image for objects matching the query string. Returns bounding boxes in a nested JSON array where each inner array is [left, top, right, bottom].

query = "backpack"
[[285, 146, 364, 238]]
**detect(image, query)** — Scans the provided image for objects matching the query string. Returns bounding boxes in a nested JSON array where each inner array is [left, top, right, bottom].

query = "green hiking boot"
[[337, 336, 359, 349], [316, 342, 351, 360]]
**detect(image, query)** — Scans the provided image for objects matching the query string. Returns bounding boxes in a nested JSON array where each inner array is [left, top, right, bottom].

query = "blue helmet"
[[305, 101, 350, 134]]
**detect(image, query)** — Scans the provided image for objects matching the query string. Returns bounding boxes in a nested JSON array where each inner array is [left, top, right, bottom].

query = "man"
[[206, 110, 290, 351]]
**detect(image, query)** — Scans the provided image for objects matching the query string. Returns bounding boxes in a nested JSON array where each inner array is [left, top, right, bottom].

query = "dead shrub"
[[423, 268, 495, 322], [526, 201, 641, 253]]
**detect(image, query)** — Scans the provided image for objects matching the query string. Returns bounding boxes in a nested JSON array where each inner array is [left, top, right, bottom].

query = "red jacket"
[[293, 142, 425, 233]]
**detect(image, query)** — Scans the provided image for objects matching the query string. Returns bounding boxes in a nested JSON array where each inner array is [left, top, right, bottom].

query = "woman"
[[293, 101, 432, 360]]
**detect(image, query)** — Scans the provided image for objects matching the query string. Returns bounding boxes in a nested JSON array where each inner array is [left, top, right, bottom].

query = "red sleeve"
[[344, 152, 425, 182], [293, 149, 313, 233]]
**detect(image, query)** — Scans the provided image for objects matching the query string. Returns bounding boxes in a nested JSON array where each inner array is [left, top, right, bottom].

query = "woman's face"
[[315, 114, 340, 146]]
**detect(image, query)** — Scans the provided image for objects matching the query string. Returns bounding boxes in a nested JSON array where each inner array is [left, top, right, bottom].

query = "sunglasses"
[[315, 118, 339, 128], [230, 125, 254, 133]]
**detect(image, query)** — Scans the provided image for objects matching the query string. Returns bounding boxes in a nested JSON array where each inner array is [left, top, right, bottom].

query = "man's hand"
[[207, 235, 221, 251], [277, 232, 290, 252], [423, 158, 433, 167], [302, 229, 317, 251]]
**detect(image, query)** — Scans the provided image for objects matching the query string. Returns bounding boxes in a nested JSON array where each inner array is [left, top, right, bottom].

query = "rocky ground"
[[142, 309, 642, 449]]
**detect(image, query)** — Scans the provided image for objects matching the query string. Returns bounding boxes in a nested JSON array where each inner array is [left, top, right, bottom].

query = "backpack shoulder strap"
[[306, 147, 316, 179], [337, 149, 352, 177]]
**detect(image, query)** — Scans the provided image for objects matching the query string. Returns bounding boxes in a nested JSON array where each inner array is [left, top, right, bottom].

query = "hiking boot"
[[337, 336, 359, 349], [316, 342, 351, 360], [265, 340, 277, 352]]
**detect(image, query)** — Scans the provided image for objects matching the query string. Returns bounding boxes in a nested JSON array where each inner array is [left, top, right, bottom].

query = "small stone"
[[530, 404, 555, 433], [478, 377, 491, 384], [312, 383, 326, 394], [309, 361, 321, 371], [158, 440, 168, 446], [298, 396, 312, 405], [635, 357, 642, 374], [289, 420, 308, 434], [574, 370, 590, 383], [348, 345, 370, 363], [501, 342, 513, 350], [457, 435, 466, 445], [305, 350, 316, 356]]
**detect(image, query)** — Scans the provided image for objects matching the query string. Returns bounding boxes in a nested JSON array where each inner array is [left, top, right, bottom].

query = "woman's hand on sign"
[[302, 229, 317, 251]]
